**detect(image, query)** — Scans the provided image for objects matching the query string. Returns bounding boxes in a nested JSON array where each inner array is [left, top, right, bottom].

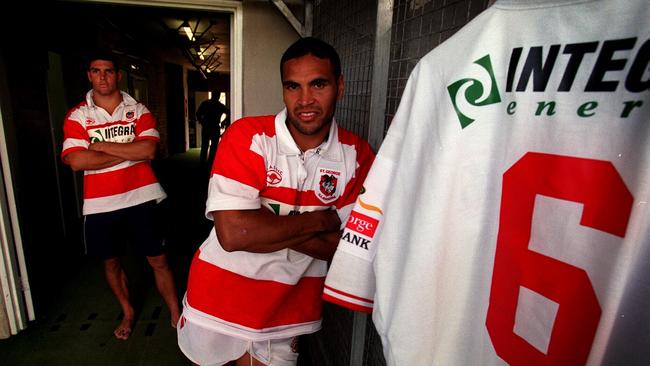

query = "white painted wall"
[[242, 0, 299, 117]]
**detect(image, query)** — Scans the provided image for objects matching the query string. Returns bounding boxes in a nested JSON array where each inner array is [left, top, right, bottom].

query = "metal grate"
[[385, 0, 489, 133], [307, 1, 490, 365], [313, 0, 377, 139]]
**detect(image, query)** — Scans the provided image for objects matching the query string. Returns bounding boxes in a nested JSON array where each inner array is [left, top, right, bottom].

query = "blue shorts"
[[84, 201, 164, 260]]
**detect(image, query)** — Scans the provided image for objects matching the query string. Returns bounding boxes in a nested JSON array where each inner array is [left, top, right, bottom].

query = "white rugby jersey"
[[182, 109, 374, 340], [324, 0, 650, 365], [62, 91, 166, 215]]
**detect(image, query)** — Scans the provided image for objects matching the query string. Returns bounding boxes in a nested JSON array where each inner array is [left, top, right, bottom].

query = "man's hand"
[[291, 230, 343, 261], [88, 141, 109, 152], [311, 209, 343, 233]]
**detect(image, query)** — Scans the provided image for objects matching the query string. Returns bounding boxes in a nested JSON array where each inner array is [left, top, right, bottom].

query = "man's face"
[[282, 54, 344, 146], [87, 60, 121, 96]]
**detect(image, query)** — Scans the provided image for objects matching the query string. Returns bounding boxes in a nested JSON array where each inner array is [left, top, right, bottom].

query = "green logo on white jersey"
[[447, 55, 501, 129], [89, 130, 105, 143]]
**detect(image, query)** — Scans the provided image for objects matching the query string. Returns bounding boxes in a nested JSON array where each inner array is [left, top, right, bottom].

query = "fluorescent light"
[[181, 21, 193, 41]]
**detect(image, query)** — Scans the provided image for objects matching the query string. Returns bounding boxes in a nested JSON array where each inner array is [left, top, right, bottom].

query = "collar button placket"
[[296, 155, 308, 189]]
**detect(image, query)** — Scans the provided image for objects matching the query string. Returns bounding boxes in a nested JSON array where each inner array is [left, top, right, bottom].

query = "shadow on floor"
[[0, 148, 212, 365]]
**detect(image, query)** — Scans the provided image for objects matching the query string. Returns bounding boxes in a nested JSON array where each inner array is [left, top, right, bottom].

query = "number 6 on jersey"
[[486, 152, 633, 365]]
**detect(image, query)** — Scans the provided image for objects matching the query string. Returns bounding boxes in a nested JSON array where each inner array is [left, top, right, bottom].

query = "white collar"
[[85, 90, 137, 108], [274, 109, 342, 161]]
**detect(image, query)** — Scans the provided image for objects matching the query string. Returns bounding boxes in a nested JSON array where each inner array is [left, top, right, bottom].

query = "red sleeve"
[[61, 109, 89, 160], [134, 107, 159, 141], [337, 138, 375, 210], [211, 117, 269, 191]]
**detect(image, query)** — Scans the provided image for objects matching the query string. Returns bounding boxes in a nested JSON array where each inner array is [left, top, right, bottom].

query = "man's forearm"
[[213, 208, 340, 253], [89, 140, 156, 161], [64, 150, 124, 171], [215, 227, 316, 254]]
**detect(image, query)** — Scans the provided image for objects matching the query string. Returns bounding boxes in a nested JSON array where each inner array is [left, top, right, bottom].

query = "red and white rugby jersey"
[[325, 0, 650, 365], [182, 109, 374, 341], [61, 91, 166, 215]]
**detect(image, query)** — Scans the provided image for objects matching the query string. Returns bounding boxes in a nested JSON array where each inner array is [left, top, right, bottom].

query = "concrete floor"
[[0, 259, 188, 366]]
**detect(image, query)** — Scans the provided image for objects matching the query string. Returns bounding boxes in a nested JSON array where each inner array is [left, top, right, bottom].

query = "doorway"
[[0, 0, 241, 347]]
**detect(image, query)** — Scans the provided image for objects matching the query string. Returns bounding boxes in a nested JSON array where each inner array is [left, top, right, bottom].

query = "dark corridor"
[[0, 2, 231, 363], [0, 149, 212, 365]]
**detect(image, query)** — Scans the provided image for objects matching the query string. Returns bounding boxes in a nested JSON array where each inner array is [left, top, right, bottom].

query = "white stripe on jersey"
[[139, 128, 160, 139], [83, 182, 166, 215], [197, 230, 327, 284], [206, 175, 261, 219], [62, 138, 89, 151], [83, 159, 149, 175], [181, 296, 322, 341]]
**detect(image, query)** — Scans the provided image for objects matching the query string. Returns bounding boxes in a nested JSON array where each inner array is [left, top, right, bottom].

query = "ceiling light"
[[181, 21, 193, 41]]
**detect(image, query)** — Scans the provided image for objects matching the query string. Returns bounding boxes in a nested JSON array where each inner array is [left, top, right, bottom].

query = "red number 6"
[[486, 152, 633, 365]]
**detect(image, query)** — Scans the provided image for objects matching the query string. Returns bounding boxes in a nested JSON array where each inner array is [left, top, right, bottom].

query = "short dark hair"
[[280, 37, 341, 79], [87, 50, 120, 71]]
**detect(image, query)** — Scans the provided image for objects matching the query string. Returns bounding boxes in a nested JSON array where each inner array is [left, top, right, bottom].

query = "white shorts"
[[177, 315, 299, 366]]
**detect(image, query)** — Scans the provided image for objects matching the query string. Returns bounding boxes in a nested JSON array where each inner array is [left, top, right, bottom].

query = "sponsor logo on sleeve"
[[358, 197, 383, 215], [341, 210, 380, 251], [345, 211, 379, 238], [339, 201, 384, 260]]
